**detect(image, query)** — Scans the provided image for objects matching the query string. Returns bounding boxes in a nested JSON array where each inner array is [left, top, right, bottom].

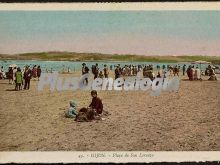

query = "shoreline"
[[1, 52, 220, 64]]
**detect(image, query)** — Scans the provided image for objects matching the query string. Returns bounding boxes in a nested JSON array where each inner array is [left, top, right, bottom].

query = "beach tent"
[[191, 60, 211, 69], [191, 60, 211, 78], [9, 64, 17, 68], [191, 60, 211, 65]]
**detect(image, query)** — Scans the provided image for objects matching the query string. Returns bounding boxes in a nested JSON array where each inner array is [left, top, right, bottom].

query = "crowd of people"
[[81, 63, 183, 82], [1, 62, 218, 122], [1, 62, 219, 91], [205, 65, 218, 81], [186, 65, 201, 81], [185, 64, 218, 81], [80, 63, 218, 82], [0, 65, 42, 91]]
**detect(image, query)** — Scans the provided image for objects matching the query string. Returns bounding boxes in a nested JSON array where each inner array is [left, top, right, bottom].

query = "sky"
[[0, 11, 220, 56]]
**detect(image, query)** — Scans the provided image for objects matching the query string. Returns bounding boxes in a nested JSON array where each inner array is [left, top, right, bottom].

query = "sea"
[[0, 60, 214, 72]]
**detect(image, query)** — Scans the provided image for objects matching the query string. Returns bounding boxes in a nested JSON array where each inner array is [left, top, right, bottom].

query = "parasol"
[[191, 60, 211, 65], [9, 64, 17, 68]]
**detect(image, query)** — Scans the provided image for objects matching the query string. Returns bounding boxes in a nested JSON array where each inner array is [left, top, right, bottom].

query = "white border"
[[0, 2, 220, 11], [0, 151, 220, 163], [0, 3, 219, 163]]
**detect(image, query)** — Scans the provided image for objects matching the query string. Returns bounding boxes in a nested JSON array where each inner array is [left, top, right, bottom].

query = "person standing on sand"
[[89, 90, 103, 114], [32, 65, 37, 79], [98, 71, 104, 78], [156, 71, 161, 78], [187, 66, 190, 79], [114, 65, 120, 80], [0, 66, 6, 79], [12, 67, 17, 84], [37, 66, 41, 81], [68, 67, 71, 73], [173, 65, 178, 76], [94, 63, 99, 79], [183, 64, 186, 76], [23, 66, 32, 90], [208, 67, 218, 81], [194, 66, 201, 80], [143, 65, 148, 78], [0, 68, 2, 79], [103, 64, 109, 78], [131, 65, 135, 76], [92, 63, 99, 79], [192, 66, 195, 80], [188, 66, 194, 81], [15, 67, 23, 91], [134, 66, 138, 76], [82, 63, 89, 85]]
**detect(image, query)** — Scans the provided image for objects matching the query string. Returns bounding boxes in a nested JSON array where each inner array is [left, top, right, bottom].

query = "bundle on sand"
[[75, 107, 110, 122], [208, 75, 218, 81]]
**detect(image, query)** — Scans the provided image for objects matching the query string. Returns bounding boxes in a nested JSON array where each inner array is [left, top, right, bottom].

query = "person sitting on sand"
[[65, 101, 78, 118], [208, 68, 218, 81], [89, 90, 103, 114], [75, 107, 101, 122]]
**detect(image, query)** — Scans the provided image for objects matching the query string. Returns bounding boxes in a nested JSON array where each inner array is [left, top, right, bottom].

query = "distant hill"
[[1, 52, 220, 64]]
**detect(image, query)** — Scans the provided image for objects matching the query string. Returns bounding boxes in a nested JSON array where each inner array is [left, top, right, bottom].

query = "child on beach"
[[15, 67, 23, 91], [89, 90, 103, 114], [65, 101, 78, 118]]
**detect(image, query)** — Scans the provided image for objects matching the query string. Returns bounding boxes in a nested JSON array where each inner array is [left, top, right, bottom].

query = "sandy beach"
[[0, 71, 219, 151]]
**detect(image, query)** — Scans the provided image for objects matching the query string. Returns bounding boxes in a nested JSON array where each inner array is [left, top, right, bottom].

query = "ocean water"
[[0, 60, 211, 72]]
